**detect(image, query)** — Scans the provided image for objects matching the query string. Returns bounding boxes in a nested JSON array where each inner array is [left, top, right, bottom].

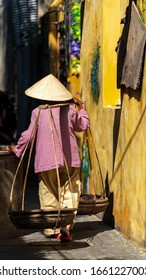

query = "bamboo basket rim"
[[79, 194, 108, 203], [9, 208, 77, 215]]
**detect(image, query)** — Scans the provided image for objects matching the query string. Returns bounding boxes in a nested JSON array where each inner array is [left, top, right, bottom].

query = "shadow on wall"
[[102, 172, 115, 229], [113, 109, 121, 171], [112, 102, 146, 183], [105, 99, 146, 230], [105, 101, 146, 228]]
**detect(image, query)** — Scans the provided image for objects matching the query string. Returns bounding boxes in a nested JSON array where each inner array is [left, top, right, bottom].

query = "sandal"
[[58, 228, 72, 242]]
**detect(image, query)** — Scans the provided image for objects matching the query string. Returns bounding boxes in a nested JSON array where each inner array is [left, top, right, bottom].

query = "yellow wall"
[[103, 0, 121, 107], [81, 0, 146, 247]]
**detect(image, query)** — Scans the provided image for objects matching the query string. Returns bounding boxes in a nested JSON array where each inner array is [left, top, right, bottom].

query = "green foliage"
[[91, 43, 101, 104]]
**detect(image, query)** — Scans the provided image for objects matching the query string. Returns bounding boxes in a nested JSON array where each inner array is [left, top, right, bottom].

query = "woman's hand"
[[6, 145, 15, 153], [73, 97, 84, 110]]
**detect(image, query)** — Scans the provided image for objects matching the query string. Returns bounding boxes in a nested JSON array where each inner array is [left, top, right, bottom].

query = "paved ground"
[[0, 214, 146, 260]]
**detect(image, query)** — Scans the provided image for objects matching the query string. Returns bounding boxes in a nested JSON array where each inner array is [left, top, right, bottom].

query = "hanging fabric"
[[81, 131, 90, 194], [116, 1, 146, 90]]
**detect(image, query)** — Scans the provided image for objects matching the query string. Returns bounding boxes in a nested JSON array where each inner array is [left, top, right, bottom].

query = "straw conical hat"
[[25, 74, 73, 101]]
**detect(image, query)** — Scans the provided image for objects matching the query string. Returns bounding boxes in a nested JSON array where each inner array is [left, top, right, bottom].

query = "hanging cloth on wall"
[[120, 1, 146, 90]]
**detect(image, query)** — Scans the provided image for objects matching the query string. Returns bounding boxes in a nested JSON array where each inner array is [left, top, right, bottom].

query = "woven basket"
[[77, 194, 109, 215], [9, 208, 76, 229]]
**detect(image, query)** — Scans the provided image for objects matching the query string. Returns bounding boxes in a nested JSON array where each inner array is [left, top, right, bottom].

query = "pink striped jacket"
[[15, 104, 90, 173]]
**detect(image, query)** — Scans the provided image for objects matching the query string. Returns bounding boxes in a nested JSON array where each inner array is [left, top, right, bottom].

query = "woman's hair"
[[41, 99, 74, 105]]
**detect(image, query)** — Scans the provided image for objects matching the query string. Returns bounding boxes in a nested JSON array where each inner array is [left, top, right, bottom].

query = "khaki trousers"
[[38, 167, 81, 236]]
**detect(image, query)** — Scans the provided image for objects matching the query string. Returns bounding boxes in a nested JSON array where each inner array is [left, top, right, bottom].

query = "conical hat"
[[25, 74, 73, 101]]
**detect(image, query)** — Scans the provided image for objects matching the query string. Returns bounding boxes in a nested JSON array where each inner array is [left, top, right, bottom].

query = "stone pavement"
[[0, 214, 146, 260]]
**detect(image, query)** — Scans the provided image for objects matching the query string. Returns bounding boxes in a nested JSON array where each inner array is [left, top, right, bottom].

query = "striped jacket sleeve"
[[15, 109, 38, 157]]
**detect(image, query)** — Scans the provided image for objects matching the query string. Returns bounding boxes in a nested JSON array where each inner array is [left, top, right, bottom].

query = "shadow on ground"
[[0, 216, 112, 260], [72, 218, 112, 240]]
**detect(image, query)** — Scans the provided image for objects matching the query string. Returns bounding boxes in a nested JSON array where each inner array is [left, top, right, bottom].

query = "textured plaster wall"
[[81, 0, 146, 247]]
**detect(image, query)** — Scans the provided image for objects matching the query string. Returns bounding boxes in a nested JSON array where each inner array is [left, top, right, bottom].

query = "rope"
[[49, 109, 75, 206], [22, 108, 41, 210], [48, 107, 62, 229], [81, 125, 106, 215], [88, 127, 105, 198], [82, 102, 105, 198], [9, 108, 41, 212], [9, 141, 29, 212], [48, 106, 76, 229]]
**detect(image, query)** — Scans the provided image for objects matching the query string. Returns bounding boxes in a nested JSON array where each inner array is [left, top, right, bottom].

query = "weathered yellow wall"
[[81, 0, 105, 194], [103, 0, 121, 107], [81, 0, 146, 247]]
